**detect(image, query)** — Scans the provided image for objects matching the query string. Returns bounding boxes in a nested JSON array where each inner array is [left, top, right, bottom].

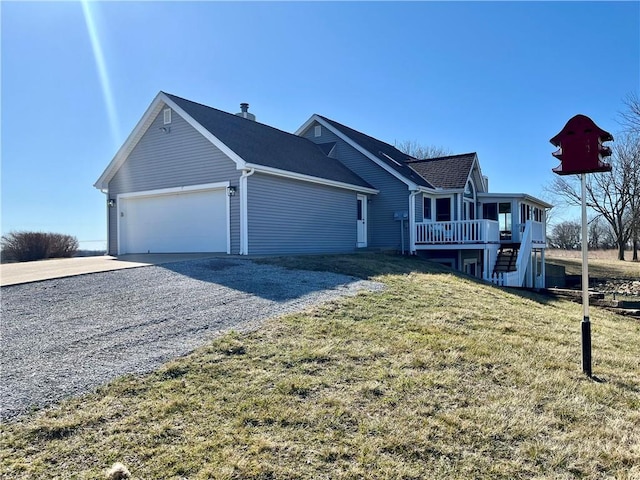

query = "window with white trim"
[[164, 108, 172, 125], [423, 197, 432, 220]]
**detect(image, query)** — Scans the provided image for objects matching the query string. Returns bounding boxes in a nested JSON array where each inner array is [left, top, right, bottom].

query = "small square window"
[[163, 108, 172, 125], [314, 125, 322, 137]]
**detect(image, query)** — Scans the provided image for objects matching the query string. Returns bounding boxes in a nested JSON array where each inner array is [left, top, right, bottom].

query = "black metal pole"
[[582, 317, 592, 377]]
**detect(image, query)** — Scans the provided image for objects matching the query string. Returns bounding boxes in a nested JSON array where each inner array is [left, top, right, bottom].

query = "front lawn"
[[2, 254, 639, 479]]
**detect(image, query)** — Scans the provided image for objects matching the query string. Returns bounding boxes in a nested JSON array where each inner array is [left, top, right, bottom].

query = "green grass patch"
[[2, 254, 639, 479]]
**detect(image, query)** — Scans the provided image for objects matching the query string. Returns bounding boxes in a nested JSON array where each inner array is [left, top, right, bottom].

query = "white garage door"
[[119, 187, 228, 254]]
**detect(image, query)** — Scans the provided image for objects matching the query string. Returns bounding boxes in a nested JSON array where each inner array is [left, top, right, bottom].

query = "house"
[[94, 92, 552, 287]]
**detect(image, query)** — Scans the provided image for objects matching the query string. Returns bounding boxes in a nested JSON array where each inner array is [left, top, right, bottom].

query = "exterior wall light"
[[108, 199, 116, 207], [227, 186, 237, 196]]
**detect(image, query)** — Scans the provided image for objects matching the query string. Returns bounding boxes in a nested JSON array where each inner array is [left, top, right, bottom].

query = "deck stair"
[[493, 244, 519, 275]]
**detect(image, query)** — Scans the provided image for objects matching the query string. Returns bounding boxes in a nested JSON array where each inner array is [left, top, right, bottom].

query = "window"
[[314, 125, 322, 137], [464, 180, 474, 198], [435, 198, 451, 222], [483, 202, 498, 221], [499, 202, 512, 239], [163, 108, 172, 125], [423, 197, 432, 220], [534, 207, 543, 222], [520, 203, 532, 222]]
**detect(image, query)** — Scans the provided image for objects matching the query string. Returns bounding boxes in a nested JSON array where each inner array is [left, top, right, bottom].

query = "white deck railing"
[[514, 221, 546, 244], [415, 220, 500, 245]]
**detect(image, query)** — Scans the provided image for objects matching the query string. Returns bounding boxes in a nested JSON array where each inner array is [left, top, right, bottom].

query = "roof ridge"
[[406, 152, 477, 163], [164, 92, 311, 143], [317, 115, 410, 158]]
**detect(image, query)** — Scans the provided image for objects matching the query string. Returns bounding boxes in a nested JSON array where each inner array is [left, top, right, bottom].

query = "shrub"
[[0, 231, 79, 262]]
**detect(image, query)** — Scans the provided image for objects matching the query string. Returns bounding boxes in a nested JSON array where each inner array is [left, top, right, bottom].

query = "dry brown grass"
[[547, 248, 636, 261], [546, 249, 640, 280], [1, 254, 639, 479]]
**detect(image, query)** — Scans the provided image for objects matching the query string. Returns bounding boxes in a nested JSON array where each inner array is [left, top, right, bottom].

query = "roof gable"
[[406, 153, 478, 190], [95, 92, 374, 192], [298, 115, 434, 190]]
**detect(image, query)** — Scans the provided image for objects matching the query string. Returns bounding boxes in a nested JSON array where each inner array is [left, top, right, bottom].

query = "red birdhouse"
[[550, 114, 613, 175]]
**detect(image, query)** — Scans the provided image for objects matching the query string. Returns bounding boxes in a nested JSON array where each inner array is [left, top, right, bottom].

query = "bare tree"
[[619, 132, 640, 261], [618, 92, 640, 135], [394, 140, 452, 160], [549, 220, 581, 250], [588, 216, 605, 249], [617, 92, 640, 260]]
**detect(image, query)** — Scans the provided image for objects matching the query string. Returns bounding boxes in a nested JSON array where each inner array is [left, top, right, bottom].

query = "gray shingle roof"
[[164, 93, 374, 190], [317, 116, 434, 188], [406, 153, 477, 189]]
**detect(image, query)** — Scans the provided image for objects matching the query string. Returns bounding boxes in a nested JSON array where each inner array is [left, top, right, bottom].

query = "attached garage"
[[117, 184, 229, 254]]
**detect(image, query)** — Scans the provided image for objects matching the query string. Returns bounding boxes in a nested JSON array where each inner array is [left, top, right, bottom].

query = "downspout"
[[101, 188, 110, 255], [409, 190, 418, 254], [239, 168, 255, 255]]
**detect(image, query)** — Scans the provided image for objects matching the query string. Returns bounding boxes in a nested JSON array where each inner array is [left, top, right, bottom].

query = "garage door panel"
[[119, 189, 227, 254]]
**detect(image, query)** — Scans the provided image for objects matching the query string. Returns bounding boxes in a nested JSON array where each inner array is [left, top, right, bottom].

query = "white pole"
[[581, 173, 592, 376]]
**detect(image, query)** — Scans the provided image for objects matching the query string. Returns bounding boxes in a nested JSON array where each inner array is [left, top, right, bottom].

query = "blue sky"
[[2, 1, 638, 250]]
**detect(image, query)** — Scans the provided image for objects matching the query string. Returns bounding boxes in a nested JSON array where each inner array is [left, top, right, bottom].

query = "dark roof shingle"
[[164, 93, 373, 190], [317, 116, 434, 188], [406, 153, 477, 189]]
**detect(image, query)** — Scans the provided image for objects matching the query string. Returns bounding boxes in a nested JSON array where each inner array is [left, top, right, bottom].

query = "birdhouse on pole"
[[550, 114, 613, 175]]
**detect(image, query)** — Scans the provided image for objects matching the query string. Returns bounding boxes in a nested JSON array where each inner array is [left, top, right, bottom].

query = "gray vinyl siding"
[[247, 173, 357, 255], [301, 122, 411, 251], [416, 193, 424, 222], [107, 106, 241, 254]]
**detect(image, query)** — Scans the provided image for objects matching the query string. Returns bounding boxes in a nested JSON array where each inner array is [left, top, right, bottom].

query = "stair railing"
[[513, 220, 533, 287]]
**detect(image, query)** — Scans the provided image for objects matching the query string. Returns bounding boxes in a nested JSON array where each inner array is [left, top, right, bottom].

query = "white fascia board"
[[301, 115, 419, 190], [469, 154, 488, 192], [294, 115, 317, 136], [477, 192, 553, 209], [117, 182, 229, 200], [94, 92, 166, 190], [464, 155, 480, 192], [93, 92, 247, 190], [244, 163, 379, 194], [161, 93, 247, 170], [423, 188, 463, 196]]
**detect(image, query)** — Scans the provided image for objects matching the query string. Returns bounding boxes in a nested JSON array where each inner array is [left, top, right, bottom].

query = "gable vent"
[[236, 103, 256, 121]]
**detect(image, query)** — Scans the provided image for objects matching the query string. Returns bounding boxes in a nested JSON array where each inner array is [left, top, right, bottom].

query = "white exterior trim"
[[356, 193, 368, 248], [409, 191, 418, 254], [244, 163, 379, 195], [162, 93, 247, 169], [116, 182, 230, 255], [239, 169, 255, 255], [477, 193, 553, 209], [116, 182, 229, 200], [296, 115, 420, 191], [94, 95, 166, 189], [94, 92, 247, 190]]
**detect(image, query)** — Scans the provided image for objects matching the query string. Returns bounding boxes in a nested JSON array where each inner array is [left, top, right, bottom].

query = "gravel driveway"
[[1, 258, 383, 421]]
